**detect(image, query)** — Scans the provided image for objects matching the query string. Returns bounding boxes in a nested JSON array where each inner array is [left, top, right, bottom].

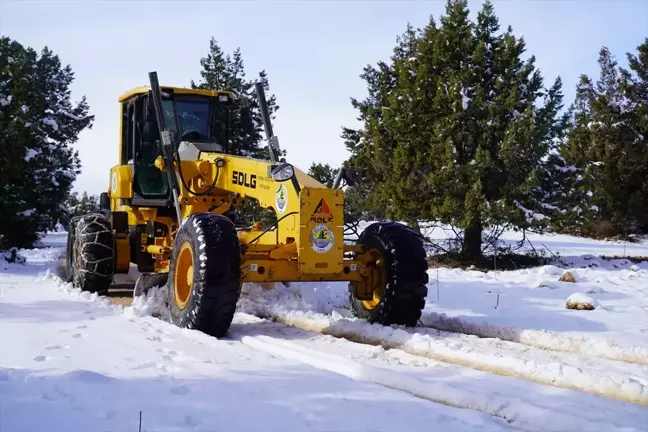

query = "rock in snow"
[[559, 270, 577, 283], [565, 292, 600, 310]]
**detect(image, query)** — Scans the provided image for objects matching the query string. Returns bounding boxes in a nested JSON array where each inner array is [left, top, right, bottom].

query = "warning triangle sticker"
[[313, 198, 331, 216]]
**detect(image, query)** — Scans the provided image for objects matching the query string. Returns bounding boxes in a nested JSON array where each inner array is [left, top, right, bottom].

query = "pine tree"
[[342, 0, 582, 258], [60, 191, 101, 229], [340, 23, 419, 226], [308, 162, 338, 187], [191, 38, 283, 228], [191, 38, 280, 160], [562, 39, 648, 235], [0, 37, 93, 249]]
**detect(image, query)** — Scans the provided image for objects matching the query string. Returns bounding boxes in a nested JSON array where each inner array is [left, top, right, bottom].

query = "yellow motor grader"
[[64, 72, 428, 337]]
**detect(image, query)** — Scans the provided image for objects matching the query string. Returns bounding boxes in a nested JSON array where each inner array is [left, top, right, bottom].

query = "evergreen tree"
[[562, 39, 648, 234], [191, 38, 281, 160], [0, 37, 93, 249], [342, 0, 583, 257], [192, 38, 283, 228], [59, 191, 101, 230], [308, 162, 338, 187]]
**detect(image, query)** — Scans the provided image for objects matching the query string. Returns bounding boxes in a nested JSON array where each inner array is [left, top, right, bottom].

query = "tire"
[[64, 216, 81, 283], [349, 221, 429, 326], [69, 213, 115, 294], [133, 273, 169, 299], [168, 213, 242, 338]]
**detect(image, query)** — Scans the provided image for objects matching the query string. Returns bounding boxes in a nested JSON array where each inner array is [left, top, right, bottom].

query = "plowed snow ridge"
[[240, 335, 642, 432], [420, 311, 648, 365], [240, 296, 648, 406]]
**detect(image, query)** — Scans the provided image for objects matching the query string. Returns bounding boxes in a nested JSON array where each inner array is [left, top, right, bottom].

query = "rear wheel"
[[64, 216, 81, 282], [349, 222, 429, 326], [168, 213, 242, 338], [67, 213, 115, 294]]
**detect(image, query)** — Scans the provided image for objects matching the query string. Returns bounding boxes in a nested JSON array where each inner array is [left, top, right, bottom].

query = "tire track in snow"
[[419, 311, 648, 366], [41, 271, 647, 430], [240, 298, 648, 407], [238, 333, 644, 432]]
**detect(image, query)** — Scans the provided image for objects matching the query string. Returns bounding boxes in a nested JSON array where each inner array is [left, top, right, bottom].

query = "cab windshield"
[[161, 96, 227, 143]]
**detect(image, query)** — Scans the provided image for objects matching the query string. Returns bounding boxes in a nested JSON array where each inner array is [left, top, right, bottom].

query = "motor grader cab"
[[64, 71, 429, 337]]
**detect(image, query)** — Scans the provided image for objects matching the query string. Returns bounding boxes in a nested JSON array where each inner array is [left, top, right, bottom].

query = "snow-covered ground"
[[1, 230, 648, 431]]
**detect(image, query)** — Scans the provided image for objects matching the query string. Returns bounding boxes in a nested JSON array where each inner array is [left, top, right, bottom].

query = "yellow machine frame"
[[108, 85, 378, 300]]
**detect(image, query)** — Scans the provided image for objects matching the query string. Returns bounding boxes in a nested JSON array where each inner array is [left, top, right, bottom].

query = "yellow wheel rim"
[[173, 242, 194, 310], [361, 249, 386, 311]]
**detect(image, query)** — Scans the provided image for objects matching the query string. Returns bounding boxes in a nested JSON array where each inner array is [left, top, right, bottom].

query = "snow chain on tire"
[[349, 221, 429, 326], [168, 213, 242, 338], [64, 216, 81, 283], [68, 213, 115, 294]]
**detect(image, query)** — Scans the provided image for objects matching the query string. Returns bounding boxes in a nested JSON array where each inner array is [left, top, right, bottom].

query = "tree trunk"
[[408, 219, 421, 235], [462, 218, 482, 260]]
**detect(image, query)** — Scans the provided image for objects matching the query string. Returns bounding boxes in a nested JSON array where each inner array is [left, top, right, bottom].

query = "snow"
[[24, 148, 38, 161], [62, 112, 84, 121], [553, 164, 578, 173], [0, 235, 506, 432], [514, 200, 547, 222], [240, 285, 648, 405], [2, 231, 648, 431], [461, 87, 469, 110], [41, 117, 59, 131]]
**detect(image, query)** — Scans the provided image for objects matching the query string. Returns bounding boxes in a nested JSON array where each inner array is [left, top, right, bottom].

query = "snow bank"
[[123, 285, 170, 320], [241, 334, 647, 432], [420, 311, 648, 366], [239, 286, 648, 406]]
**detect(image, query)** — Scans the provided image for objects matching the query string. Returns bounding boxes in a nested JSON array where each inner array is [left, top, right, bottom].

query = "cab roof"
[[118, 86, 234, 103]]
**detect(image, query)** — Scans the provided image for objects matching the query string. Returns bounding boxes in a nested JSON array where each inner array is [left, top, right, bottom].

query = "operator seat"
[[134, 121, 169, 197]]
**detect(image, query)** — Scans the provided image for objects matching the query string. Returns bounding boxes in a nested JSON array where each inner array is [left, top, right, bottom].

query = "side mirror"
[[269, 163, 295, 182], [241, 105, 254, 135], [99, 192, 110, 211]]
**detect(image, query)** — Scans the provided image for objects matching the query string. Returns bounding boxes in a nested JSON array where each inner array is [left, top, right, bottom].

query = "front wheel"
[[349, 222, 429, 326], [168, 213, 242, 338]]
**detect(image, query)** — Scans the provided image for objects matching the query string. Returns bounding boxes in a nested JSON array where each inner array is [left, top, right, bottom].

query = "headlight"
[[271, 163, 294, 182]]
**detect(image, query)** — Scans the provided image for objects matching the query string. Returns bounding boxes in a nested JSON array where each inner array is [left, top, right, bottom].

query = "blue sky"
[[2, 0, 647, 195]]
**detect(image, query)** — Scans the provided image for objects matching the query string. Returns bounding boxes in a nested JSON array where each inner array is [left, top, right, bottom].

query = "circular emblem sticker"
[[310, 224, 334, 254], [275, 184, 288, 214]]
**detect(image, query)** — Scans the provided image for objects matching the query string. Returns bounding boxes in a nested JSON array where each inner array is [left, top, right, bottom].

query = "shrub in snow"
[[1, 247, 26, 264], [565, 292, 600, 310], [559, 270, 577, 283]]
